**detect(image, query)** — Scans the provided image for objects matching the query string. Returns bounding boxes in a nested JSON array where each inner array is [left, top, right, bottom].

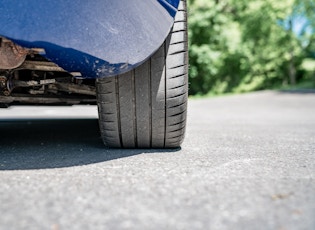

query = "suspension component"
[[0, 75, 10, 96], [0, 37, 29, 69]]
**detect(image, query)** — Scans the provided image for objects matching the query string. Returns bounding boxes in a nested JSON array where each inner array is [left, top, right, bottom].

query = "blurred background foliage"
[[188, 0, 315, 95]]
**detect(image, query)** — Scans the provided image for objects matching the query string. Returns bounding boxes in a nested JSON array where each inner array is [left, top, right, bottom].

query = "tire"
[[96, 0, 188, 148]]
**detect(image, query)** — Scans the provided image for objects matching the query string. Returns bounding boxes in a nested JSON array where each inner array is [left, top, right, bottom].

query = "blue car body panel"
[[0, 0, 180, 78]]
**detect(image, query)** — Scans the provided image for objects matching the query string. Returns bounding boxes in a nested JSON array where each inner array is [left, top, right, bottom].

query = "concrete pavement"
[[0, 90, 314, 230]]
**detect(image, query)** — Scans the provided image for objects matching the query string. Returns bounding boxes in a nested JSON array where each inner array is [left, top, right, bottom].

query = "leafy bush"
[[188, 0, 315, 95]]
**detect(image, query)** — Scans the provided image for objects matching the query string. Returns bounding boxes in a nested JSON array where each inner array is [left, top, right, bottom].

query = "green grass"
[[189, 79, 315, 99], [189, 89, 240, 99], [274, 80, 315, 91]]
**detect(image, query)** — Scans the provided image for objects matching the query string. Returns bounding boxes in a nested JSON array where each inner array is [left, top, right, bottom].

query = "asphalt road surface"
[[0, 90, 314, 230]]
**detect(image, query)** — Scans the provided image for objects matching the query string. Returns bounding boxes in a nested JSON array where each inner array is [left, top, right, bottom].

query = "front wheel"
[[96, 0, 188, 148]]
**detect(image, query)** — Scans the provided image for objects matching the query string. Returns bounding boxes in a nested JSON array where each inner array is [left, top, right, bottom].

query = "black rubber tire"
[[96, 0, 188, 148]]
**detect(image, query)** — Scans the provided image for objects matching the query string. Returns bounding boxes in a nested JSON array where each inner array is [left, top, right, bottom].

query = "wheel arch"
[[0, 0, 180, 78]]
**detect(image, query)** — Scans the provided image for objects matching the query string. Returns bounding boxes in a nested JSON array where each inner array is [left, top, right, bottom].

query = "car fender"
[[0, 0, 180, 78]]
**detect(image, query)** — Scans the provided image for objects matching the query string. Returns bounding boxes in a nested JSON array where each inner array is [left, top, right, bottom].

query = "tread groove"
[[115, 76, 123, 148], [170, 84, 186, 90], [164, 40, 168, 148], [169, 110, 186, 117], [170, 73, 187, 79], [98, 92, 113, 95], [170, 64, 186, 69], [169, 119, 186, 127], [169, 50, 187, 56], [168, 92, 187, 99], [168, 101, 187, 109], [149, 58, 152, 148], [168, 126, 186, 133], [171, 29, 187, 33], [167, 134, 183, 140], [104, 129, 115, 132], [170, 40, 188, 45], [132, 70, 138, 148]]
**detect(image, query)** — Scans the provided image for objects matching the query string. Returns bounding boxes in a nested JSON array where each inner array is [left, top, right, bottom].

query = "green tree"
[[188, 0, 315, 95]]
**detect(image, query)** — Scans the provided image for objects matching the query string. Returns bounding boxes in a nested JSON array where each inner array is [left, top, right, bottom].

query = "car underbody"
[[0, 37, 96, 107]]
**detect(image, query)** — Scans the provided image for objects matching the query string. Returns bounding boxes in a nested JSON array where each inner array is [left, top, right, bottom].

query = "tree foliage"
[[188, 0, 315, 95]]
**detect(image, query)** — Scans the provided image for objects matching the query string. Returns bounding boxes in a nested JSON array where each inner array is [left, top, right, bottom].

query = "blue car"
[[0, 0, 188, 148]]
